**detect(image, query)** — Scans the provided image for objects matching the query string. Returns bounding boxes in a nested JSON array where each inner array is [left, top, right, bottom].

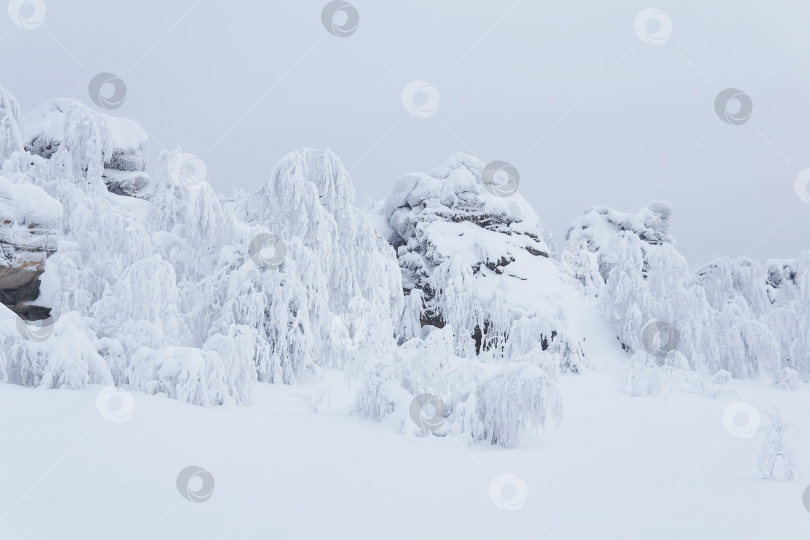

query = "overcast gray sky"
[[2, 0, 808, 266]]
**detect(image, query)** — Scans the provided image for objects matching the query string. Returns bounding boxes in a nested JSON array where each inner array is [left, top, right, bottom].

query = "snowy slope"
[[1, 373, 808, 540]]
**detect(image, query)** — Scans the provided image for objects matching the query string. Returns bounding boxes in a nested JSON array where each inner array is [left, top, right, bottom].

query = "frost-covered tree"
[[757, 409, 800, 482], [0, 86, 23, 161], [351, 325, 562, 448]]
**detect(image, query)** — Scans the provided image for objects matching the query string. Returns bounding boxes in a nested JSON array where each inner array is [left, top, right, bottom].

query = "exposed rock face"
[[374, 154, 584, 370], [23, 99, 151, 198], [381, 154, 554, 296], [0, 177, 61, 320], [0, 87, 61, 319], [0, 93, 155, 319], [564, 201, 673, 283]]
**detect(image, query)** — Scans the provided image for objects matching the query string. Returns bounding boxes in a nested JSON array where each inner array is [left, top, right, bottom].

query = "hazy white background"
[[2, 0, 808, 265]]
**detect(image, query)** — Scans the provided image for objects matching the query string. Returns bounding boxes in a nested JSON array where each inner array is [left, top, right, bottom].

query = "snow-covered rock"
[[374, 153, 582, 371], [565, 201, 674, 284], [23, 98, 151, 197], [0, 90, 63, 319], [350, 154, 605, 447]]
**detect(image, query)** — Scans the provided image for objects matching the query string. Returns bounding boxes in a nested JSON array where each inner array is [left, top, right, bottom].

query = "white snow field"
[[1, 87, 809, 539], [1, 372, 809, 539]]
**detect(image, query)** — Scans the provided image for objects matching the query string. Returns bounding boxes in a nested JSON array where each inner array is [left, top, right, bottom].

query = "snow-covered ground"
[[1, 370, 807, 540], [2, 85, 809, 540]]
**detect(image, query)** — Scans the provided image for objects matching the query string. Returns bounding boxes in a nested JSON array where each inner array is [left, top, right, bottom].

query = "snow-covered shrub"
[[624, 352, 733, 399], [625, 352, 669, 397], [352, 325, 563, 448], [0, 308, 112, 389], [472, 363, 562, 448], [757, 409, 800, 482], [120, 345, 253, 406], [773, 367, 801, 391]]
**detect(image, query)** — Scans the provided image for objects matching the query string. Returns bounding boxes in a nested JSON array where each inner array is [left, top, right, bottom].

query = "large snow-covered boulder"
[[350, 154, 617, 447], [374, 153, 583, 370], [565, 201, 674, 284], [23, 99, 151, 197]]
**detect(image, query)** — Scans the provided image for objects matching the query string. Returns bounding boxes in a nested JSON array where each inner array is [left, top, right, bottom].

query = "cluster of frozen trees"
[[0, 85, 806, 447], [0, 88, 567, 446], [563, 203, 809, 396], [0, 88, 402, 408]]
